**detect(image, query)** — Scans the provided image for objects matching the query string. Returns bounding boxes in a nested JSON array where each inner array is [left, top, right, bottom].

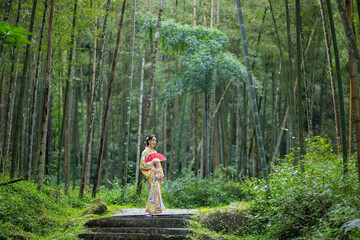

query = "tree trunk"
[[80, 0, 113, 197], [217, 0, 220, 24], [340, 0, 360, 183], [58, 0, 78, 158], [121, 0, 136, 200], [295, 0, 305, 166], [210, 0, 214, 28], [135, 48, 145, 184], [37, 0, 55, 190], [64, 0, 78, 195], [10, 0, 37, 179], [319, 0, 342, 153], [236, 0, 269, 183], [193, 0, 196, 26], [144, 0, 164, 134], [203, 0, 207, 27], [92, 0, 127, 197], [326, 0, 348, 171], [27, 0, 48, 180], [285, 0, 294, 150], [201, 92, 206, 179]]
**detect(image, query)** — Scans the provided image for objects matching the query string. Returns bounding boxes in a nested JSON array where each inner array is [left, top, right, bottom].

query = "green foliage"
[[138, 18, 250, 105], [191, 137, 360, 239], [98, 167, 246, 209], [0, 22, 32, 54], [242, 137, 360, 239], [0, 180, 96, 240], [162, 169, 246, 209]]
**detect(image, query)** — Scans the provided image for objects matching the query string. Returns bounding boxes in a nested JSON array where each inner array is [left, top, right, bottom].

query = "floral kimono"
[[140, 147, 166, 214]]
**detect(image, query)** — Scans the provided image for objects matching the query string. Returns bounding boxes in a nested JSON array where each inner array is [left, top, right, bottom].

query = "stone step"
[[78, 232, 190, 240], [85, 216, 189, 229], [90, 227, 192, 235]]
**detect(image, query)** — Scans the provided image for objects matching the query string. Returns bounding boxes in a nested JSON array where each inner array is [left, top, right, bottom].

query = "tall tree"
[[37, 0, 55, 190], [135, 48, 146, 185], [326, 0, 348, 171], [27, 0, 49, 180], [79, 0, 99, 196], [235, 0, 269, 182], [144, 0, 164, 134], [64, 0, 78, 195], [122, 0, 136, 200], [10, 0, 38, 178], [92, 0, 127, 197], [296, 0, 305, 165], [319, 0, 342, 153], [340, 0, 360, 183]]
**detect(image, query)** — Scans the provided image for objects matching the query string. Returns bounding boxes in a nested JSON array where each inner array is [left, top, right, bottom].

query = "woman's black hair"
[[145, 134, 157, 146]]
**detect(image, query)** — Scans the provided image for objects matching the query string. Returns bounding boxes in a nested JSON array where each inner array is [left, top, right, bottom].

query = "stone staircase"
[[78, 214, 193, 240]]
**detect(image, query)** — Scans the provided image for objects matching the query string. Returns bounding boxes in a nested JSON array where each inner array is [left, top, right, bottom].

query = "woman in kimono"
[[140, 134, 165, 216]]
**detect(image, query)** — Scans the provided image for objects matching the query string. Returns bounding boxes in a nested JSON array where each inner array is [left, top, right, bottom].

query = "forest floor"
[[113, 208, 199, 216]]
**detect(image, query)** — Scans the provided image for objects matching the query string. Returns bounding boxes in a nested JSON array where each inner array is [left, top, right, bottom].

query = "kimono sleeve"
[[155, 164, 164, 181], [140, 151, 152, 180]]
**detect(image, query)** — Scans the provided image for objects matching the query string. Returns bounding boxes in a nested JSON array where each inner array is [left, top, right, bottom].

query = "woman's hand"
[[152, 158, 160, 167]]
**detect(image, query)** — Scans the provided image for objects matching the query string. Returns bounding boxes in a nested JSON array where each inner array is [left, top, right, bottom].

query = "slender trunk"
[[285, 0, 294, 149], [37, 0, 55, 190], [10, 0, 36, 179], [268, 0, 283, 59], [236, 0, 269, 183], [235, 88, 241, 177], [326, 0, 348, 170], [64, 0, 78, 195], [349, 54, 360, 184], [92, 0, 127, 197], [295, 0, 305, 166], [58, 0, 78, 156], [349, 78, 353, 157], [163, 104, 167, 171], [319, 0, 341, 152], [203, 0, 207, 27], [217, 0, 220, 24], [27, 0, 48, 180], [210, 0, 214, 27], [341, 0, 360, 183], [80, 0, 104, 197], [135, 48, 145, 184], [320, 61, 328, 135], [64, 88, 73, 195], [121, 0, 136, 200], [192, 0, 198, 176], [193, 0, 196, 25], [144, 0, 164, 134], [201, 92, 206, 179], [271, 107, 289, 165]]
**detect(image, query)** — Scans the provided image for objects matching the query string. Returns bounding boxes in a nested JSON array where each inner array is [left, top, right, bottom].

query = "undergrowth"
[[191, 137, 360, 239], [0, 180, 121, 240], [0, 166, 245, 239]]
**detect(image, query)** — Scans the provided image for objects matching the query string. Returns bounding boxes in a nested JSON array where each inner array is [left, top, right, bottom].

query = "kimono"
[[140, 147, 166, 214]]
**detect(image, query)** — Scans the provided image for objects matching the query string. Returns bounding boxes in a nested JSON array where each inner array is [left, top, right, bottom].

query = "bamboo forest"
[[1, 0, 360, 239]]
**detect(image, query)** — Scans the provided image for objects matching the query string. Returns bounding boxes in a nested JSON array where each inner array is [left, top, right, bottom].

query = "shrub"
[[240, 136, 360, 239]]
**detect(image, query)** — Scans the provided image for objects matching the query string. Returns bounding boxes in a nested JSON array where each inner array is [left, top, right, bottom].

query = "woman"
[[140, 134, 165, 216]]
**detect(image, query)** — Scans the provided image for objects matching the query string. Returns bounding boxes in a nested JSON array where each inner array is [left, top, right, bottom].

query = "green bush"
[[239, 136, 360, 239], [0, 180, 93, 239], [162, 168, 246, 209], [98, 166, 246, 209]]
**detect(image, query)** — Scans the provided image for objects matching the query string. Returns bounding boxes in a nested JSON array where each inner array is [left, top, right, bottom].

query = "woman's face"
[[149, 137, 157, 148]]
